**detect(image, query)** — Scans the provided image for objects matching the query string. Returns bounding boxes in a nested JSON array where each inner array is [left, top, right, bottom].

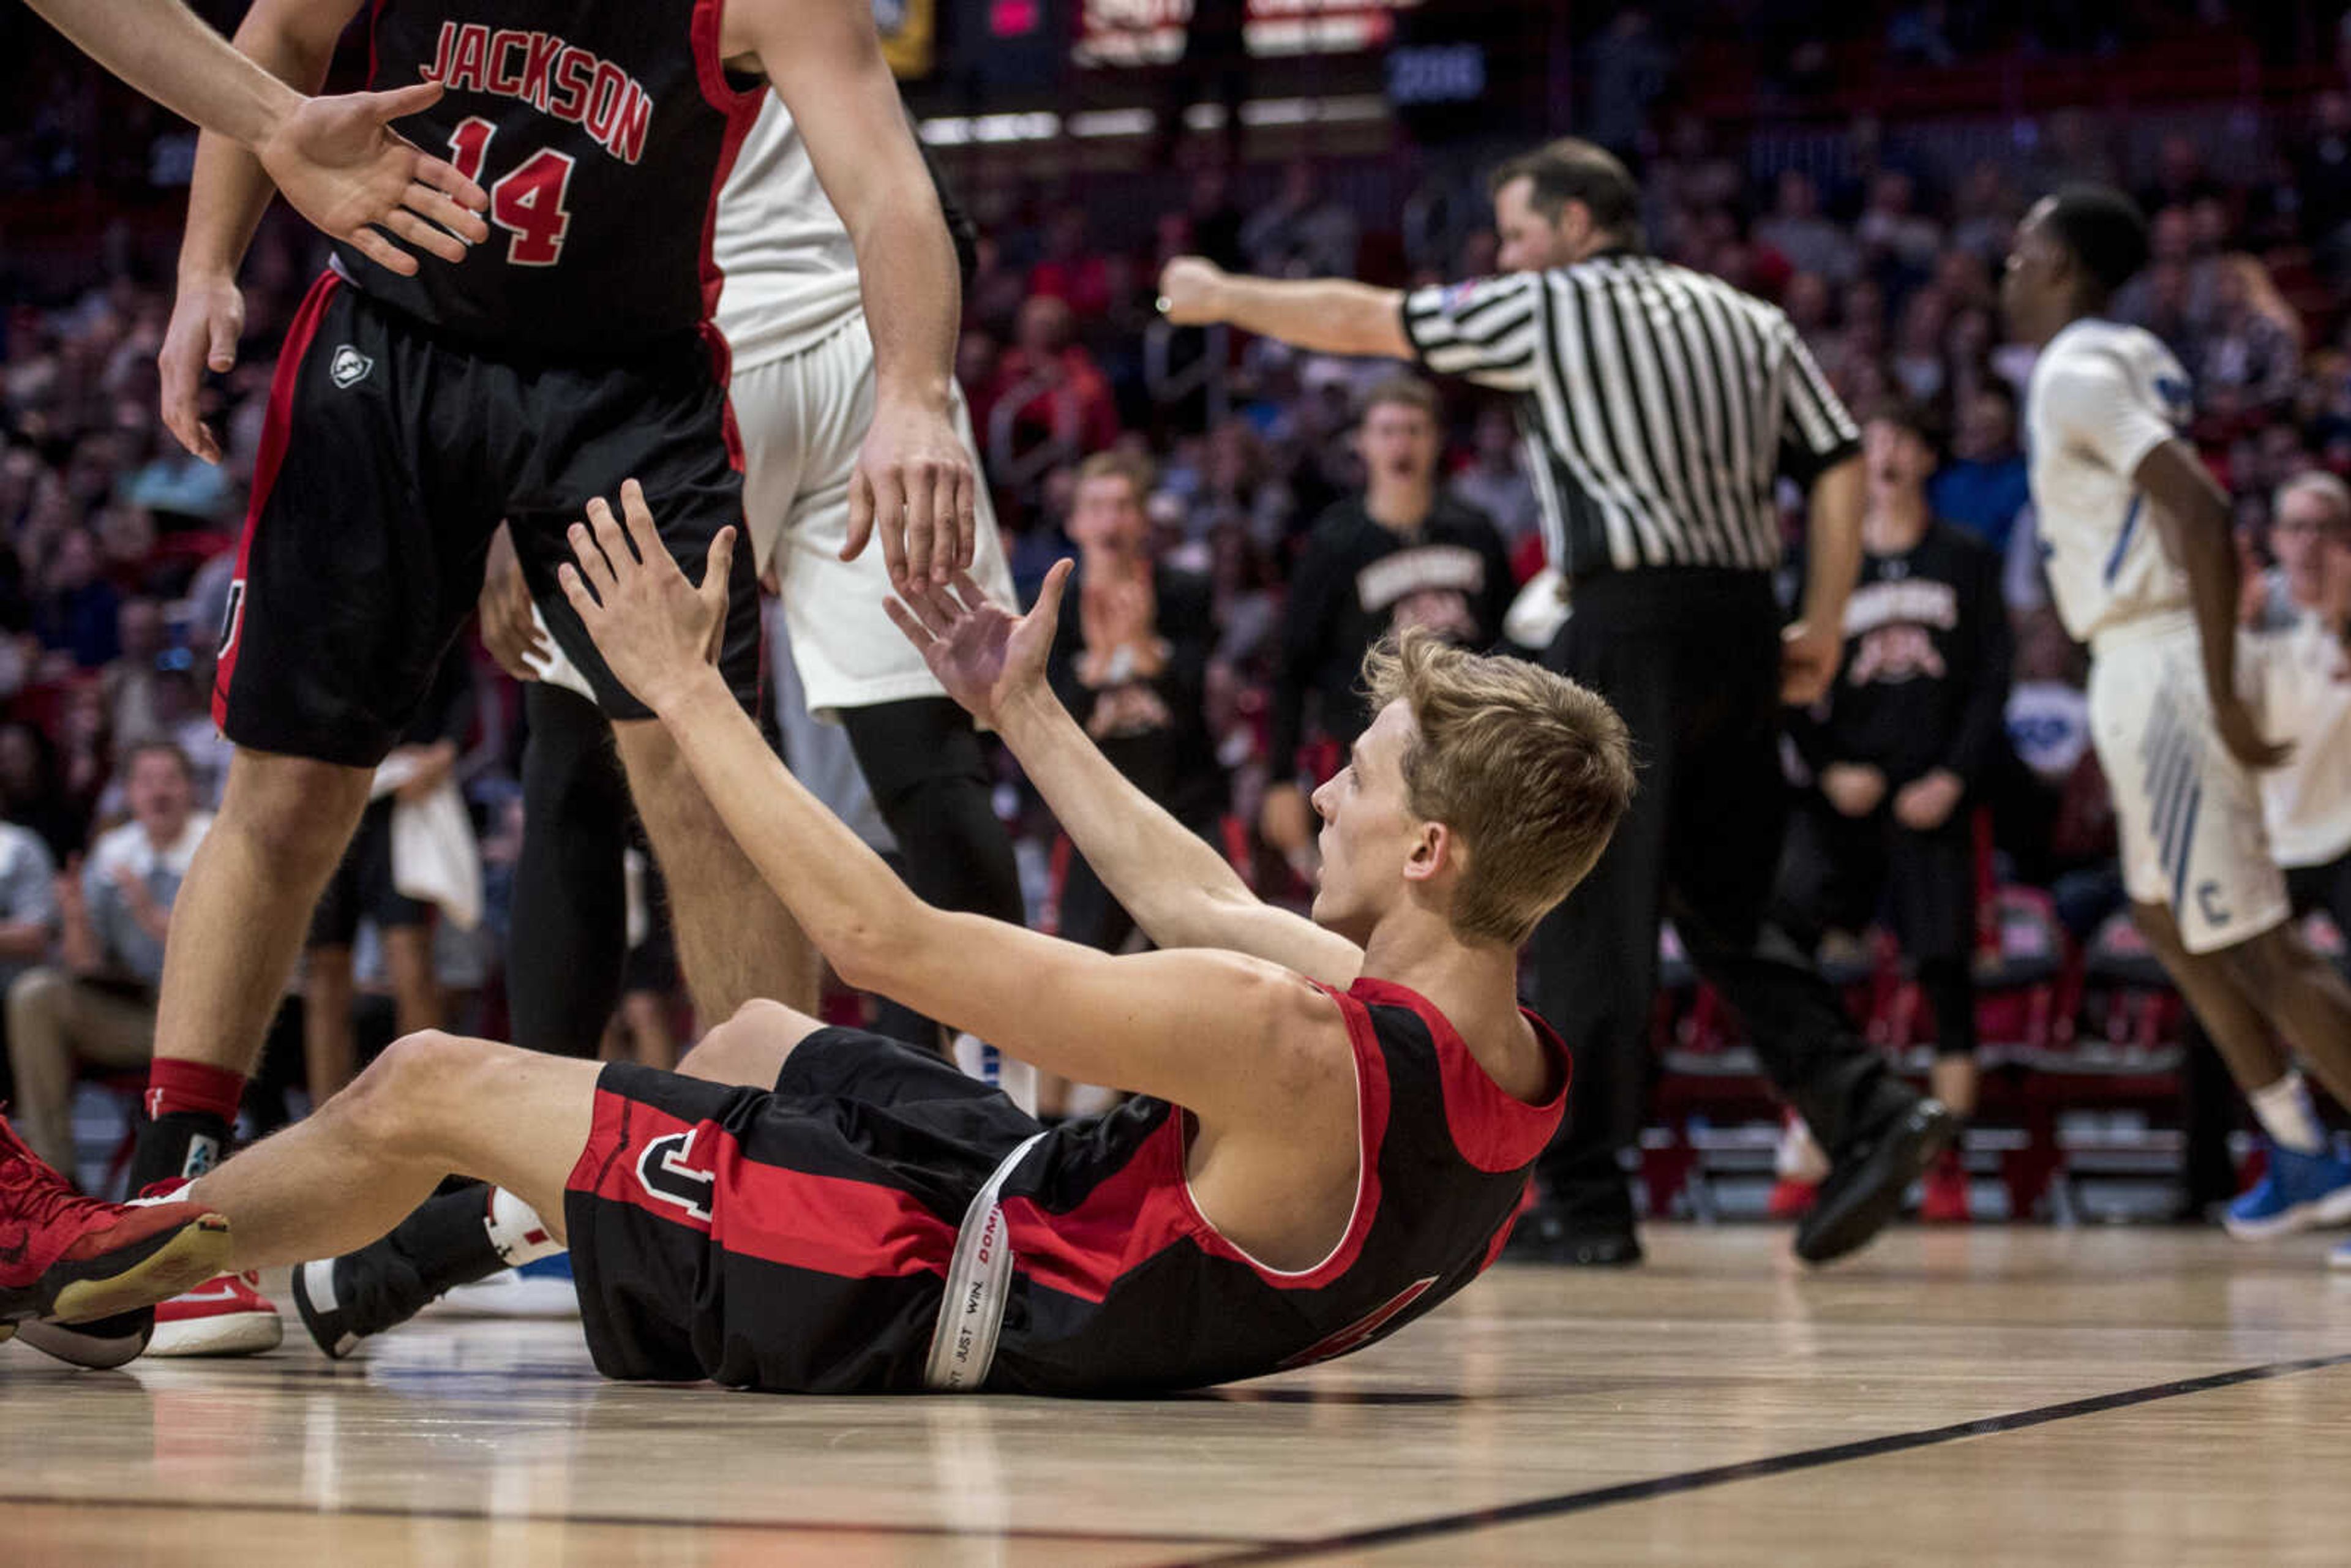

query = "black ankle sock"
[[129, 1111, 233, 1193], [389, 1186, 508, 1299]]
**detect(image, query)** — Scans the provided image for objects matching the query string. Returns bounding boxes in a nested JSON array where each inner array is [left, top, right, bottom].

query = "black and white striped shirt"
[[1401, 254, 1860, 579]]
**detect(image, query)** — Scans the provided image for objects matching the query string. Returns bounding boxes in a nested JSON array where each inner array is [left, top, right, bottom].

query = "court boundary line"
[[1174, 1351, 2351, 1566], [0, 1493, 1266, 1549]]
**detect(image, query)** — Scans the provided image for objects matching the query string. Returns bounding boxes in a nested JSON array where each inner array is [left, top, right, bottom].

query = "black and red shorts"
[[216, 269, 762, 767], [561, 1029, 1041, 1393]]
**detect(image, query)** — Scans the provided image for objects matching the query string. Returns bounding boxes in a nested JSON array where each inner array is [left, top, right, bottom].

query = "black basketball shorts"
[[216, 269, 761, 767], [562, 1030, 1042, 1394]]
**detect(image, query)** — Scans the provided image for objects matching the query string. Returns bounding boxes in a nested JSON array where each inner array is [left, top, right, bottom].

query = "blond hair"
[[1362, 629, 1634, 946], [1074, 450, 1155, 505]]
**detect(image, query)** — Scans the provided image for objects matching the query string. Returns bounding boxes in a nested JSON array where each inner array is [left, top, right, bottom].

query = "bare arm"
[[886, 565, 1365, 988], [558, 486, 1352, 1119], [29, 0, 301, 146], [727, 0, 973, 587], [178, 0, 359, 283], [2135, 438, 2288, 768], [1158, 257, 1411, 361], [1781, 455, 1864, 704]]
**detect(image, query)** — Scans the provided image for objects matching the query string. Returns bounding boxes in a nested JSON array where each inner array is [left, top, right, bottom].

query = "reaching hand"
[[884, 558, 1072, 729], [842, 400, 976, 590], [257, 79, 489, 277], [1155, 256, 1228, 326], [157, 275, 244, 462], [555, 479, 735, 716], [477, 521, 550, 681]]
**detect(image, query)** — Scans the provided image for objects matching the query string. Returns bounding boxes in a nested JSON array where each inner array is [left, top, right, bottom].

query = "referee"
[[1158, 137, 1954, 1266]]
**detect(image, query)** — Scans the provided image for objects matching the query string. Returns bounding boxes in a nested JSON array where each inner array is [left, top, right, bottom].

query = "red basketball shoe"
[[0, 1111, 232, 1334], [149, 1271, 283, 1357]]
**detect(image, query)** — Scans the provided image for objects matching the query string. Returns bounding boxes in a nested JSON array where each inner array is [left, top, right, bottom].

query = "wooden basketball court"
[[5, 1225, 2347, 1564]]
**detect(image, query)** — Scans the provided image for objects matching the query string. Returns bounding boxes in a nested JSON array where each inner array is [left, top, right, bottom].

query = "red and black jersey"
[[336, 0, 763, 354], [991, 978, 1569, 1396]]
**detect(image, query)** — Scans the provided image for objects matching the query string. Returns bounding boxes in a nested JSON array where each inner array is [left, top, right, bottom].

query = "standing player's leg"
[[508, 680, 634, 1057]]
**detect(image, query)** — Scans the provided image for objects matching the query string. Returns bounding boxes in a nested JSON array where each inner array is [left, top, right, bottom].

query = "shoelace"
[[0, 1135, 102, 1248]]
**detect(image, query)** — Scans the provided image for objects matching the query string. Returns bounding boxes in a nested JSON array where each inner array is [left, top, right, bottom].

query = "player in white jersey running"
[[283, 100, 1026, 1357], [2005, 186, 2351, 1244]]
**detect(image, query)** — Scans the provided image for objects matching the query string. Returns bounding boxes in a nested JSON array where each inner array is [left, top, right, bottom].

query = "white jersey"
[[2025, 318, 2197, 647], [711, 97, 863, 373]]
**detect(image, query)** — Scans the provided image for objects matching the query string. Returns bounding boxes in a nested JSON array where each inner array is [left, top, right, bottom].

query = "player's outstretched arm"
[[727, 0, 973, 590], [885, 568, 1366, 991], [557, 485, 1351, 1117], [1157, 256, 1413, 361], [37, 0, 486, 275]]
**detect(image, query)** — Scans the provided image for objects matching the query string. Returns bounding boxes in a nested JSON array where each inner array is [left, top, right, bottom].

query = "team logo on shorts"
[[636, 1128, 718, 1223], [216, 580, 244, 660], [329, 344, 374, 389]]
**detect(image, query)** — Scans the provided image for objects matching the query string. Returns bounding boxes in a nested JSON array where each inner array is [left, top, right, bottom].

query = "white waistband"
[[923, 1131, 1048, 1392], [2088, 606, 2198, 656]]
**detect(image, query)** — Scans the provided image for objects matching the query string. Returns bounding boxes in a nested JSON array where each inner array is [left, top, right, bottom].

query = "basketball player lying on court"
[[0, 483, 1633, 1394]]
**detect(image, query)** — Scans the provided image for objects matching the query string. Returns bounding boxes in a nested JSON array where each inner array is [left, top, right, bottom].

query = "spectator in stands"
[[0, 803, 58, 1108], [31, 528, 118, 670], [1240, 160, 1359, 280], [1756, 170, 1859, 285], [1047, 452, 1224, 954], [2241, 472, 2351, 939], [1929, 383, 2031, 553], [1857, 170, 1946, 285], [980, 295, 1120, 482], [1028, 205, 1113, 324], [5, 740, 206, 1173], [0, 722, 83, 865], [2295, 91, 2351, 280], [2199, 257, 2301, 421], [1778, 402, 2012, 1219], [1258, 377, 1515, 876], [1449, 404, 1543, 551], [101, 594, 163, 743]]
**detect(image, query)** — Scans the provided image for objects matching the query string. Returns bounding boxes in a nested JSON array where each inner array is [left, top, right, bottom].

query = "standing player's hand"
[[2212, 692, 2292, 771], [557, 479, 735, 715], [157, 275, 244, 462], [1779, 619, 1843, 706], [1156, 256, 1228, 326], [844, 401, 975, 590], [257, 78, 489, 277], [885, 558, 1071, 729], [477, 521, 550, 681]]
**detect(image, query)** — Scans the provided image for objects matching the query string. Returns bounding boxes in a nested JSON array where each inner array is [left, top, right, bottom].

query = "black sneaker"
[[290, 1246, 435, 1360], [1794, 1099, 1958, 1265], [1502, 1200, 1646, 1267]]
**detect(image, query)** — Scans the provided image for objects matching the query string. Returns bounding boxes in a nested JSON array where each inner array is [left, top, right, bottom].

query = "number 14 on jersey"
[[449, 118, 576, 267]]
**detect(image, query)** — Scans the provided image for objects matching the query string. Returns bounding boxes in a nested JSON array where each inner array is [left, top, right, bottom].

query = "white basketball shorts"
[[2087, 613, 2289, 954]]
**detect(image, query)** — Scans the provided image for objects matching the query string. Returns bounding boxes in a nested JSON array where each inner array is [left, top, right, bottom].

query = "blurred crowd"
[[4, 3, 2351, 1127]]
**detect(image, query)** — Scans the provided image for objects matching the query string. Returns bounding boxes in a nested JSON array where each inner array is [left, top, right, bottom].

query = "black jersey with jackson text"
[[335, 0, 763, 354]]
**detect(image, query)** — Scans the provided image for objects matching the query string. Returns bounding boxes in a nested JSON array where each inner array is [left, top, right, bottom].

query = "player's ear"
[[1401, 820, 1449, 885]]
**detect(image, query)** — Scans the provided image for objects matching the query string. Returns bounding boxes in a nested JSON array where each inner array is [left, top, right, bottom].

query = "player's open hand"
[[257, 78, 489, 277], [844, 401, 976, 591], [557, 479, 735, 715], [1156, 256, 1228, 326], [476, 520, 549, 681], [885, 558, 1071, 729]]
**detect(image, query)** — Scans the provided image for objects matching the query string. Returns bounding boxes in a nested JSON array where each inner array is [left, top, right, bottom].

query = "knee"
[[8, 966, 66, 1026], [677, 999, 811, 1084], [333, 1029, 476, 1151], [221, 752, 373, 870]]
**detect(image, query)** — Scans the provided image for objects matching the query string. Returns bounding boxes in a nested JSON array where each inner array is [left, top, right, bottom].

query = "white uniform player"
[[713, 98, 1016, 718], [2027, 317, 2290, 953], [533, 97, 1016, 715]]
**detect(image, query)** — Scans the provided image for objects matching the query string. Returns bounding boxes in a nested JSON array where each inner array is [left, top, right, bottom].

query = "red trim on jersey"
[[364, 0, 389, 88], [214, 270, 339, 730], [567, 1087, 955, 1280], [687, 0, 765, 470], [1000, 987, 1395, 1302], [1346, 977, 1568, 1174]]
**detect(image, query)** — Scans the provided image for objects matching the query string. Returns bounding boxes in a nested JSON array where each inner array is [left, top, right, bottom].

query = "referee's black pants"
[[1528, 569, 1915, 1218]]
